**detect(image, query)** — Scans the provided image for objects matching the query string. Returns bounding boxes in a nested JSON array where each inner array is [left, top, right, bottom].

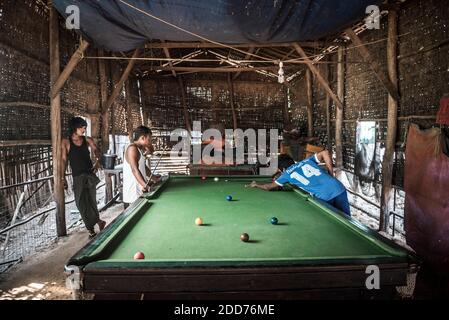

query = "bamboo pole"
[[325, 64, 331, 151], [49, 40, 89, 99], [146, 66, 291, 73], [145, 41, 326, 49], [178, 76, 192, 133], [306, 69, 314, 137], [282, 86, 291, 128], [98, 49, 113, 203], [380, 10, 399, 232], [125, 80, 134, 141], [293, 43, 344, 111], [227, 74, 238, 131], [162, 41, 177, 78], [233, 46, 255, 80], [345, 28, 400, 102], [0, 140, 51, 147], [49, 4, 66, 237], [335, 47, 345, 169], [104, 49, 140, 115]]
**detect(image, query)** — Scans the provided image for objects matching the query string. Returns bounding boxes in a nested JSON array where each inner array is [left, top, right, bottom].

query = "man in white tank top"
[[123, 126, 158, 208]]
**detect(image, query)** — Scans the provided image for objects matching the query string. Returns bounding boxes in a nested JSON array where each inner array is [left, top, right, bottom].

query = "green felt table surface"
[[78, 176, 408, 269]]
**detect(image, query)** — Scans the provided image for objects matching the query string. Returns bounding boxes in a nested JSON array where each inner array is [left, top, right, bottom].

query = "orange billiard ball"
[[195, 217, 203, 226]]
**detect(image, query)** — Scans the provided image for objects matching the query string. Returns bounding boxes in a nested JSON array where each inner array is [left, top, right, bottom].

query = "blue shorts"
[[326, 190, 351, 216]]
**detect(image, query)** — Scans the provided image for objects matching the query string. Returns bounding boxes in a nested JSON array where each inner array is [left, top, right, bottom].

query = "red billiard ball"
[[133, 251, 145, 260], [240, 233, 249, 242]]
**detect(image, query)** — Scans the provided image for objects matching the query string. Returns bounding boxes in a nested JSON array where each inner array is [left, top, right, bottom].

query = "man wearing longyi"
[[61, 117, 106, 238]]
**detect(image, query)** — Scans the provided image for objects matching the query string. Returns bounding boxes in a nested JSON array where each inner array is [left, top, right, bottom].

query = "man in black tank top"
[[62, 117, 106, 238]]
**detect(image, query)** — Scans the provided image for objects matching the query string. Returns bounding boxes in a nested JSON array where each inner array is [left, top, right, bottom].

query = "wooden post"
[[306, 69, 314, 137], [98, 49, 113, 203], [211, 86, 220, 124], [126, 80, 134, 141], [88, 60, 100, 146], [335, 47, 345, 169], [293, 43, 344, 111], [345, 28, 400, 102], [49, 40, 89, 99], [325, 64, 331, 151], [227, 74, 238, 131], [178, 76, 192, 133], [282, 86, 291, 127], [49, 4, 66, 237], [99, 49, 110, 153], [380, 10, 399, 233]]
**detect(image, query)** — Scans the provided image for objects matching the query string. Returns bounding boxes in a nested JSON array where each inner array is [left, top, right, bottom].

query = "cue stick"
[[143, 146, 168, 190]]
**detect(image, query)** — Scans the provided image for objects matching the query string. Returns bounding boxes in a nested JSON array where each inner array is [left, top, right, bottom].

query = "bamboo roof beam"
[[104, 48, 140, 114], [345, 28, 400, 102], [49, 39, 89, 99], [293, 42, 344, 111], [145, 41, 326, 49]]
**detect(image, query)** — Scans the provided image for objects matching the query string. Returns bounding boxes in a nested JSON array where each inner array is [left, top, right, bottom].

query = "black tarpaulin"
[[52, 0, 381, 52]]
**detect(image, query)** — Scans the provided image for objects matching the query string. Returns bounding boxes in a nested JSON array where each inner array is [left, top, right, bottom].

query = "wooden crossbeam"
[[104, 49, 140, 113], [147, 66, 292, 73], [50, 40, 89, 99], [145, 41, 325, 49], [162, 41, 177, 77], [345, 28, 400, 102], [293, 43, 344, 111]]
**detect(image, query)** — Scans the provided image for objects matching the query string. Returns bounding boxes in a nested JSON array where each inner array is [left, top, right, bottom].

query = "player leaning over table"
[[247, 151, 351, 216], [123, 126, 161, 209]]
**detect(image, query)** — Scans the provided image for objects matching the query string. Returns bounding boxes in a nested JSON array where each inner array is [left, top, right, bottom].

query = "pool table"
[[65, 176, 418, 300], [188, 164, 257, 176]]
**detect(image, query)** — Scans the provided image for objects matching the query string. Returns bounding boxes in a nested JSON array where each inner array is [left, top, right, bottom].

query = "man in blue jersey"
[[247, 151, 350, 216]]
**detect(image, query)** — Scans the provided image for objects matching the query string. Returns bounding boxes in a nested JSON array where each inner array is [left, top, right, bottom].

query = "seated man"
[[247, 151, 350, 216], [281, 126, 320, 161]]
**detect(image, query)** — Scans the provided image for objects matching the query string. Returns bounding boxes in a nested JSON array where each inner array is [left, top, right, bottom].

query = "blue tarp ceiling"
[[53, 0, 381, 52]]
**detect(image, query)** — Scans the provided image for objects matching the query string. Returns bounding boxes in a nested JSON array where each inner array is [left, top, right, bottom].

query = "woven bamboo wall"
[[141, 74, 286, 132], [289, 0, 449, 188], [0, 0, 123, 226]]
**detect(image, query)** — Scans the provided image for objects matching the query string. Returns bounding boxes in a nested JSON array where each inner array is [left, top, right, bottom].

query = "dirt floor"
[[0, 204, 124, 300]]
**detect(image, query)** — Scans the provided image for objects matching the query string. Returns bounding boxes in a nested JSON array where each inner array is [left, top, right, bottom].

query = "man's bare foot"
[[98, 220, 106, 231]]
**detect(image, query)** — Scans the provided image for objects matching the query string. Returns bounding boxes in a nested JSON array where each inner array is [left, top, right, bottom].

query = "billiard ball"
[[201, 176, 206, 180], [133, 251, 145, 260], [270, 217, 279, 225], [226, 195, 233, 201], [195, 217, 203, 226], [214, 177, 219, 182], [240, 233, 249, 242]]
